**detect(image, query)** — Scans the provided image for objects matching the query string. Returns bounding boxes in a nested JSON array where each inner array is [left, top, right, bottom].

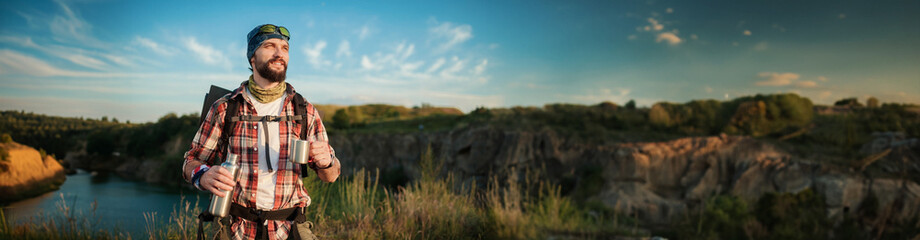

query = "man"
[[182, 24, 341, 240]]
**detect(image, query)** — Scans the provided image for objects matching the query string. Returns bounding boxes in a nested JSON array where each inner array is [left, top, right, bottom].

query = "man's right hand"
[[200, 166, 235, 197]]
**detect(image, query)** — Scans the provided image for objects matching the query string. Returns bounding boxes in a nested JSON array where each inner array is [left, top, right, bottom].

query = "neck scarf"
[[247, 75, 286, 103]]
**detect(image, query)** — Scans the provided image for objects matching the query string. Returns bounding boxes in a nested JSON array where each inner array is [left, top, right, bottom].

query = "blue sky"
[[1, 0, 918, 123]]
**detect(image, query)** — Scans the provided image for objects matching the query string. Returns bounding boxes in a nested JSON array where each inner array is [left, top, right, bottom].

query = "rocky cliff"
[[330, 125, 920, 225], [61, 122, 920, 226], [0, 142, 66, 204]]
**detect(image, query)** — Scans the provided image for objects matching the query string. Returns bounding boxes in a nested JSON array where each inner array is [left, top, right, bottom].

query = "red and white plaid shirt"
[[184, 80, 336, 240]]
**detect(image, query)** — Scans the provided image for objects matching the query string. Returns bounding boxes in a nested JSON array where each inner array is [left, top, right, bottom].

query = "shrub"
[[1, 133, 11, 143]]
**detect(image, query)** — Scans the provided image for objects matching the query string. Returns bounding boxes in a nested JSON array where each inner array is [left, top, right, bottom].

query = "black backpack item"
[[198, 84, 312, 177]]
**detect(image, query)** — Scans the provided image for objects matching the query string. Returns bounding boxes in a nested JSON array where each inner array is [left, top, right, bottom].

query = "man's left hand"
[[310, 141, 333, 168]]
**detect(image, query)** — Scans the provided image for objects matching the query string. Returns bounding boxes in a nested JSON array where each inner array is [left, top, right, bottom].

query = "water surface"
[[2, 170, 208, 238]]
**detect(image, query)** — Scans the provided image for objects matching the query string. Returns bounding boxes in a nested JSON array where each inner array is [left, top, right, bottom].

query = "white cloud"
[[303, 40, 331, 69], [818, 76, 828, 82], [743, 30, 752, 36], [838, 13, 846, 19], [627, 35, 638, 40], [473, 59, 488, 75], [705, 87, 713, 93], [99, 54, 135, 68], [666, 8, 674, 14], [336, 40, 352, 58], [360, 55, 379, 70], [429, 20, 473, 52], [48, 0, 106, 48], [399, 61, 424, 73], [819, 91, 833, 99], [358, 25, 371, 40], [401, 44, 415, 60], [690, 34, 698, 40], [656, 32, 682, 45], [441, 56, 465, 76], [134, 36, 175, 56], [183, 37, 230, 68], [0, 49, 124, 77], [426, 58, 446, 73], [0, 35, 114, 70], [755, 72, 800, 86], [796, 80, 818, 88], [569, 88, 632, 104]]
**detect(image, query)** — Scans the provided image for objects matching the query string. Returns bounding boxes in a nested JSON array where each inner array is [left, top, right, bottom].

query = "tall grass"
[[301, 147, 633, 239]]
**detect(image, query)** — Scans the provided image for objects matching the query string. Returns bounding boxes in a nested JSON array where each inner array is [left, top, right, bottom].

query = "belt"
[[230, 202, 306, 239]]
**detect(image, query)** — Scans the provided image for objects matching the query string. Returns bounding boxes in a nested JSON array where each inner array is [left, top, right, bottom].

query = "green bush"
[[1, 133, 11, 143], [675, 195, 754, 240], [754, 189, 830, 240], [723, 93, 814, 137]]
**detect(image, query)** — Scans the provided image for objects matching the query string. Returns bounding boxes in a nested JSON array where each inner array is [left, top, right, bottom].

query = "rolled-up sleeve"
[[182, 98, 228, 182]]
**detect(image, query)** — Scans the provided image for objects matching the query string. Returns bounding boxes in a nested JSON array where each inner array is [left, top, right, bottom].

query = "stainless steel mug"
[[208, 153, 240, 217], [290, 139, 310, 164]]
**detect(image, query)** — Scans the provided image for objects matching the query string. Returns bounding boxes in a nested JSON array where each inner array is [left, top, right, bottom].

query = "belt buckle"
[[250, 208, 265, 221]]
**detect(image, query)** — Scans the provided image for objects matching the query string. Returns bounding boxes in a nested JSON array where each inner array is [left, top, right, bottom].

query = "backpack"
[[199, 84, 312, 177]]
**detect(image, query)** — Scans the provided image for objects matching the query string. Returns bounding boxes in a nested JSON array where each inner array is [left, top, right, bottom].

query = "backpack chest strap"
[[230, 115, 305, 122]]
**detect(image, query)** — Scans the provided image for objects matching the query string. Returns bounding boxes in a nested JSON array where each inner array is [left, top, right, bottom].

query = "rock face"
[[0, 142, 66, 204], [330, 126, 920, 225]]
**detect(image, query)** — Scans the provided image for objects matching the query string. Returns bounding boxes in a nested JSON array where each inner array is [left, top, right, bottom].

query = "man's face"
[[251, 38, 289, 83]]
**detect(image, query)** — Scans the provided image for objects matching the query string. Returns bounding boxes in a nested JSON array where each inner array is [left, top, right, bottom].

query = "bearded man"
[[182, 24, 340, 240]]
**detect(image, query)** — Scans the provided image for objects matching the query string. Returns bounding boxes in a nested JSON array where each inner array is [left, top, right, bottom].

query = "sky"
[[0, 0, 918, 123]]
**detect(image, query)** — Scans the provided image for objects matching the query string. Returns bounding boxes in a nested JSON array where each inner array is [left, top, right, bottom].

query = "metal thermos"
[[208, 153, 240, 217]]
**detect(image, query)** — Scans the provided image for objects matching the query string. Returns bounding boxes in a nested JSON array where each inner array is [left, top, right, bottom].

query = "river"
[[1, 170, 208, 238]]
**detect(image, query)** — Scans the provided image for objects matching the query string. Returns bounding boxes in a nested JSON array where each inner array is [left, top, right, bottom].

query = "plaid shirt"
[[184, 81, 336, 240]]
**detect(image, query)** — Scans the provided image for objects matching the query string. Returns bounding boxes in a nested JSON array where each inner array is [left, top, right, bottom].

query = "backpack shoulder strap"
[[215, 94, 240, 165], [292, 93, 312, 178], [293, 93, 309, 140]]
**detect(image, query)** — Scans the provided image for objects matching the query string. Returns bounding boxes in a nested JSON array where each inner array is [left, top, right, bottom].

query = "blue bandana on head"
[[246, 24, 291, 62]]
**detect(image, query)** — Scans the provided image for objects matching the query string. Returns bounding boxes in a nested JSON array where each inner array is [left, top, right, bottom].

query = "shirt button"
[[253, 126, 257, 129], [254, 147, 258, 151]]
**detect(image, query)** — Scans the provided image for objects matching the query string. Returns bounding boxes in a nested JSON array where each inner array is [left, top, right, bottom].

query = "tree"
[[332, 109, 352, 129], [625, 100, 636, 110], [1, 133, 11, 143], [866, 97, 879, 108], [649, 103, 672, 128], [835, 98, 862, 107], [726, 100, 768, 136]]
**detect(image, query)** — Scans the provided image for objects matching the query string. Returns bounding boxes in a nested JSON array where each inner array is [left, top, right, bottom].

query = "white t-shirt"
[[245, 88, 286, 210]]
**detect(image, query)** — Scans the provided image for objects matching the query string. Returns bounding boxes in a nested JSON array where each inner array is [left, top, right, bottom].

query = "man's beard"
[[255, 57, 287, 83]]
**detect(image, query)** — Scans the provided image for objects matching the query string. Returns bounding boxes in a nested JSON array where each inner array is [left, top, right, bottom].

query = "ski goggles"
[[248, 24, 290, 42]]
